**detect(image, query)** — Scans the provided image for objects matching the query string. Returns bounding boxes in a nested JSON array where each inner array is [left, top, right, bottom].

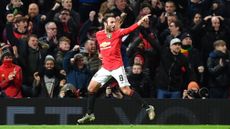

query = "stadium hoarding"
[[0, 98, 229, 125]]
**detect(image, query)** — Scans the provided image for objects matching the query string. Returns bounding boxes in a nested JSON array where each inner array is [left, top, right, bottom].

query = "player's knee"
[[87, 81, 101, 93], [87, 86, 95, 93]]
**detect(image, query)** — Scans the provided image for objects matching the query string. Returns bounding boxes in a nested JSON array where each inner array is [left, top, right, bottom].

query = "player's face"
[[105, 17, 116, 32]]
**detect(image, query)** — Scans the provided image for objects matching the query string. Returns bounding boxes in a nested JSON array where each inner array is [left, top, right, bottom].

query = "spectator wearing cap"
[[32, 55, 65, 98], [207, 40, 230, 98], [180, 32, 204, 85], [151, 38, 195, 98], [182, 81, 200, 99], [0, 47, 23, 98], [63, 45, 91, 97]]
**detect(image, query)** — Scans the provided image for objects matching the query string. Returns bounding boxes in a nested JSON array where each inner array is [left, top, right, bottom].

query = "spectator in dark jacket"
[[63, 45, 91, 97], [128, 63, 152, 98], [20, 34, 47, 97], [153, 38, 195, 99], [55, 36, 71, 76], [180, 32, 204, 85], [33, 55, 65, 98], [207, 40, 230, 98]]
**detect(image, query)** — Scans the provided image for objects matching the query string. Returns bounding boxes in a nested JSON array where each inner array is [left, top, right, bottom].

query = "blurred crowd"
[[0, 0, 230, 99]]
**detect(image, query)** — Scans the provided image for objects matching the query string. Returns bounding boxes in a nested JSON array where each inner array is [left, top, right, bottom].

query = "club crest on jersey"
[[107, 33, 112, 39]]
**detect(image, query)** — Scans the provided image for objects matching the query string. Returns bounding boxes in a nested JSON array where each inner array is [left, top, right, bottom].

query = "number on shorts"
[[119, 75, 124, 81]]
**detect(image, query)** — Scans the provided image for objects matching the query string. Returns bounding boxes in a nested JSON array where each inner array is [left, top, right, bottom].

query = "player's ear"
[[103, 22, 107, 27]]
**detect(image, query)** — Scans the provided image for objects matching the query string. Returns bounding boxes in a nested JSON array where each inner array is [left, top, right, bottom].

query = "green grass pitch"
[[0, 125, 230, 129]]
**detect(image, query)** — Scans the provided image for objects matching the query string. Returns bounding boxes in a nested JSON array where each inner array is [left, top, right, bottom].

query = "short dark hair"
[[171, 20, 183, 32], [102, 13, 115, 23], [14, 16, 28, 23]]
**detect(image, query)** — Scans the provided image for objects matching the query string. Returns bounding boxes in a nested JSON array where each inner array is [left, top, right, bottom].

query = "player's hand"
[[137, 14, 151, 26]]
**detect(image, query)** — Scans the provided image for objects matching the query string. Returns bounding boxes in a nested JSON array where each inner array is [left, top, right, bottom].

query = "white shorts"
[[92, 66, 130, 87]]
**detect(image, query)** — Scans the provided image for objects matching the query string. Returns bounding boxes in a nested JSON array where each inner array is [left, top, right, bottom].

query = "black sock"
[[131, 90, 149, 109], [87, 92, 96, 114]]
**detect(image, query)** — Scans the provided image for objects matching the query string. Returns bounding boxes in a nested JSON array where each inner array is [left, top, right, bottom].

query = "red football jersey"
[[96, 23, 139, 70]]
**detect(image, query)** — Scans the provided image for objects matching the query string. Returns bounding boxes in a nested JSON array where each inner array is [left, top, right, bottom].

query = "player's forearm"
[[120, 23, 139, 36]]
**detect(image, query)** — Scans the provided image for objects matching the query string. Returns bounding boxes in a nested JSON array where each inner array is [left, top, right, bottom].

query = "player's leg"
[[77, 80, 100, 124], [112, 66, 156, 120], [77, 68, 111, 124]]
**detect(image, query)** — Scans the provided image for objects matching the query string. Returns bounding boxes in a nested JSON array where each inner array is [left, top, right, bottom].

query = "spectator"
[[201, 16, 230, 66], [182, 81, 200, 99], [153, 38, 195, 99], [81, 39, 102, 76], [99, 0, 115, 16], [79, 11, 101, 46], [6, 15, 30, 59], [157, 0, 182, 34], [20, 34, 47, 97], [39, 21, 59, 56], [207, 40, 230, 98], [180, 32, 204, 85], [55, 36, 71, 76], [52, 8, 79, 48], [26, 3, 46, 37], [158, 13, 178, 45], [110, 0, 135, 28], [59, 83, 80, 98], [0, 47, 23, 98], [189, 12, 203, 50], [59, 0, 81, 26], [6, 0, 24, 15], [164, 20, 183, 47], [63, 45, 91, 98], [32, 55, 65, 98], [128, 63, 152, 98], [78, 0, 100, 23]]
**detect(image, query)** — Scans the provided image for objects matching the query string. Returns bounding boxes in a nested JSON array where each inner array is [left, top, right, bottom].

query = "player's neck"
[[105, 29, 111, 34]]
